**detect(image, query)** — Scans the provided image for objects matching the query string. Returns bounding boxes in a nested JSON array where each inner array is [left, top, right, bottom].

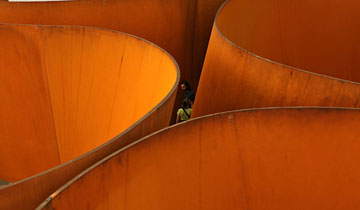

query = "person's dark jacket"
[[184, 90, 195, 102]]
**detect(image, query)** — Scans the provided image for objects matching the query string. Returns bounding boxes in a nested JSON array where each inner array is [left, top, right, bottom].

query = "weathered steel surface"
[[0, 1, 228, 208], [0, 0, 192, 78], [193, 0, 360, 117], [39, 108, 360, 210], [0, 24, 60, 182], [2, 0, 360, 209], [0, 24, 179, 210], [0, 0, 224, 91], [0, 0, 227, 127], [191, 0, 226, 89]]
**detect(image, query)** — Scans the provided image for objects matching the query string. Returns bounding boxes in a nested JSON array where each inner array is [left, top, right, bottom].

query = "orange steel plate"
[[193, 0, 360, 117], [0, 24, 179, 210], [39, 108, 360, 210], [0, 0, 225, 88]]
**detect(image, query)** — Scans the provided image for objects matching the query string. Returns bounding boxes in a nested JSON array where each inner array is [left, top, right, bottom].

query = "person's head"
[[182, 98, 191, 109], [180, 80, 191, 91]]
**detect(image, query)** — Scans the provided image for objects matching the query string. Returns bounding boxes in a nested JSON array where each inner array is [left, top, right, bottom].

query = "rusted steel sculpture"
[[1, 0, 360, 209], [193, 0, 360, 117], [0, 24, 179, 210], [192, 0, 227, 89], [38, 108, 360, 210], [0, 0, 225, 88], [0, 0, 226, 125]]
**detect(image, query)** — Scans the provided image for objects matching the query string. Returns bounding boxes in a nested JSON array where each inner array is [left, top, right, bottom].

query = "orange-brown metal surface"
[[0, 24, 59, 182], [0, 1, 229, 209], [192, 0, 360, 117], [0, 0, 228, 126], [218, 0, 360, 82], [0, 24, 179, 210], [39, 108, 360, 210], [191, 0, 226, 89], [0, 0, 194, 80], [2, 0, 360, 209], [0, 0, 223, 90]]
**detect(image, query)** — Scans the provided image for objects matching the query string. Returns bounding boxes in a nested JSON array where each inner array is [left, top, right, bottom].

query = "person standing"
[[176, 98, 192, 123], [180, 80, 195, 105]]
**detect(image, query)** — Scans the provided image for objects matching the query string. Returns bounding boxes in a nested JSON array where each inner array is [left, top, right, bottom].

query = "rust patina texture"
[[193, 0, 360, 117], [0, 24, 179, 210], [39, 108, 360, 210]]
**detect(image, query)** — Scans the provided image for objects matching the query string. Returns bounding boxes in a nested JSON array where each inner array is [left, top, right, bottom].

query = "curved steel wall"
[[1, 0, 360, 209], [193, 0, 360, 117], [0, 0, 228, 209], [0, 24, 179, 209], [0, 0, 224, 90], [218, 0, 360, 82], [0, 0, 193, 79], [0, 0, 226, 126], [39, 108, 360, 210]]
